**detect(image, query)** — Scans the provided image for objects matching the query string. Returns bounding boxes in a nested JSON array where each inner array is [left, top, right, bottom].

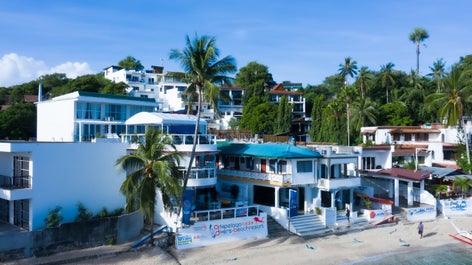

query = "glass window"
[[297, 160, 312, 173]]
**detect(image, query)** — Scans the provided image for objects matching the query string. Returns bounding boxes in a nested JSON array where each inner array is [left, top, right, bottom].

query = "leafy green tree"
[[116, 127, 182, 243], [275, 96, 292, 133], [350, 96, 377, 141], [75, 202, 93, 221], [118, 56, 144, 71], [320, 99, 346, 144], [409, 28, 429, 75], [453, 177, 472, 198], [309, 95, 325, 142], [426, 66, 472, 127], [45, 206, 63, 228], [228, 117, 239, 130], [0, 103, 36, 140], [235, 61, 275, 104], [355, 67, 372, 99], [169, 34, 237, 221], [379, 101, 413, 126], [378, 62, 396, 104], [427, 58, 447, 92], [239, 97, 276, 134]]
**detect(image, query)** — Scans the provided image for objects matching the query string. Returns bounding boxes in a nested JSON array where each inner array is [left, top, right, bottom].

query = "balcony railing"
[[0, 175, 31, 189], [184, 167, 217, 187], [218, 169, 292, 184], [121, 133, 216, 145], [317, 176, 360, 190]]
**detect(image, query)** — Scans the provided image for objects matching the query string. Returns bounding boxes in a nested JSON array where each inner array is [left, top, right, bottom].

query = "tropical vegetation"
[[115, 127, 182, 243]]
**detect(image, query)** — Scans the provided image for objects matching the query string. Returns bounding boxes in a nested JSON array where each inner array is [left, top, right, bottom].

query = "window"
[[297, 160, 312, 173], [362, 157, 376, 170], [269, 159, 276, 172], [278, 160, 287, 173]]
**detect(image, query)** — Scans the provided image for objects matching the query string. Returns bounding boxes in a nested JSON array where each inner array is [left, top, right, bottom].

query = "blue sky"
[[1, 0, 471, 87]]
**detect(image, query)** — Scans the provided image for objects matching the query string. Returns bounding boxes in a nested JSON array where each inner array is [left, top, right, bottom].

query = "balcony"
[[218, 169, 292, 185], [185, 167, 217, 187], [317, 176, 361, 190], [0, 175, 31, 190]]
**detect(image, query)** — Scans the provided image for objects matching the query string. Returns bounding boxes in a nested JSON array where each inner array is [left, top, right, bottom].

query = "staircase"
[[289, 214, 328, 237]]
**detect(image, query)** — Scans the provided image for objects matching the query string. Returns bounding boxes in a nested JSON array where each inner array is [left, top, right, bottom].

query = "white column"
[[388, 180, 394, 198], [331, 192, 336, 208], [420, 180, 425, 193], [394, 179, 399, 206], [305, 187, 312, 212], [9, 201, 14, 224], [274, 187, 280, 208], [349, 189, 354, 210], [407, 181, 413, 206]]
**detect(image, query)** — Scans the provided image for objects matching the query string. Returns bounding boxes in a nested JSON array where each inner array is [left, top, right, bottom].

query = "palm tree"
[[409, 28, 429, 75], [350, 96, 377, 133], [169, 34, 237, 220], [355, 67, 372, 99], [379, 62, 396, 104], [427, 58, 446, 92], [426, 66, 472, 172], [453, 177, 472, 198], [338, 57, 358, 85], [116, 127, 182, 244]]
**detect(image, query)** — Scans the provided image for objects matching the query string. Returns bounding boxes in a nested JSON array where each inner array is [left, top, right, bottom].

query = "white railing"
[[317, 177, 361, 190], [218, 169, 292, 184], [121, 133, 216, 145]]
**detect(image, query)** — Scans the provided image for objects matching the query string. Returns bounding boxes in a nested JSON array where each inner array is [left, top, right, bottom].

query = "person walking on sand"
[[418, 221, 424, 239], [345, 207, 350, 225]]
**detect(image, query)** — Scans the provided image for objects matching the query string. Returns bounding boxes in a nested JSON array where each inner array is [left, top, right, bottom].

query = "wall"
[[439, 198, 472, 217], [0, 211, 143, 261], [37, 99, 75, 142], [20, 142, 128, 230]]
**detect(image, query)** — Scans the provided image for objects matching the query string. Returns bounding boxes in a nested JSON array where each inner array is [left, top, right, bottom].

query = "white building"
[[0, 141, 127, 231], [37, 91, 157, 142], [103, 65, 188, 112]]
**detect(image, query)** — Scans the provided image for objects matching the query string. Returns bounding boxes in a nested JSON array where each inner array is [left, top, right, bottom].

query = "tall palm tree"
[[350, 96, 377, 133], [355, 67, 372, 99], [379, 62, 396, 104], [409, 28, 429, 75], [116, 127, 182, 244], [338, 57, 358, 85], [427, 58, 446, 92], [169, 34, 237, 220], [453, 177, 472, 198]]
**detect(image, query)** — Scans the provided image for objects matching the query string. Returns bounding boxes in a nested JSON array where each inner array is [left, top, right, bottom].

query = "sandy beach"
[[62, 215, 471, 265]]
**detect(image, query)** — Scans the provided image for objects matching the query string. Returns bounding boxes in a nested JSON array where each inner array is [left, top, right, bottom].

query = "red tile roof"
[[361, 168, 431, 182]]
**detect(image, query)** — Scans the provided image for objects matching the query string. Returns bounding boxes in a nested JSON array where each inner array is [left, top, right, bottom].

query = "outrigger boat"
[[448, 220, 472, 246]]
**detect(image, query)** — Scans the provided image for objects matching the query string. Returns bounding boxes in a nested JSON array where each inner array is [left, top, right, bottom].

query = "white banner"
[[175, 212, 268, 249]]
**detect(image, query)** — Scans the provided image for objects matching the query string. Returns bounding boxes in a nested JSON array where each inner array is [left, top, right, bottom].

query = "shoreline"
[[12, 216, 472, 265]]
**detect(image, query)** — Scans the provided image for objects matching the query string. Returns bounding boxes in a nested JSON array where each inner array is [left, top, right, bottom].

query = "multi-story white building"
[[268, 83, 306, 119], [36, 91, 157, 142], [218, 85, 244, 129], [103, 65, 188, 112]]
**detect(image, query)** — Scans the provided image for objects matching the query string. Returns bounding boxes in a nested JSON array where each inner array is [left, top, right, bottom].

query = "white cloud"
[[0, 53, 94, 87]]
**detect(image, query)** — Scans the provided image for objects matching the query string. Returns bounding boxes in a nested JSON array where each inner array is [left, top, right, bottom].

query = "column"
[[420, 180, 425, 193], [9, 201, 14, 225], [331, 191, 336, 208], [349, 189, 354, 210], [407, 181, 413, 206], [388, 180, 394, 198], [394, 178, 399, 206], [274, 187, 280, 208]]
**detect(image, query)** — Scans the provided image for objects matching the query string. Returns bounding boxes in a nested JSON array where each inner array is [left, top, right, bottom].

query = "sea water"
[[346, 243, 472, 265]]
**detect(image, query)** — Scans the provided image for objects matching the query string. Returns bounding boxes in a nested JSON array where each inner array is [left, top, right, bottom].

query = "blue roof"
[[217, 142, 322, 159]]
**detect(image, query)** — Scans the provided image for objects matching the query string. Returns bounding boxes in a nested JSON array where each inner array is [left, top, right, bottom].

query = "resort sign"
[[176, 212, 268, 249]]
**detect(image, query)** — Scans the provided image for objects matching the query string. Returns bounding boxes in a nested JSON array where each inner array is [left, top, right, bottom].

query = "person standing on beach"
[[418, 222, 424, 239], [345, 207, 350, 225]]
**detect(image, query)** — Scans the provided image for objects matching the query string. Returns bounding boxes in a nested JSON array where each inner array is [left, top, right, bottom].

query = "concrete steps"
[[289, 214, 328, 237]]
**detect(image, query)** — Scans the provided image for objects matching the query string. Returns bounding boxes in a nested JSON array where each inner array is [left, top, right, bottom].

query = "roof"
[[418, 166, 463, 178], [125, 112, 207, 126], [217, 142, 322, 159], [50, 91, 156, 103], [362, 168, 431, 182], [389, 128, 440, 134]]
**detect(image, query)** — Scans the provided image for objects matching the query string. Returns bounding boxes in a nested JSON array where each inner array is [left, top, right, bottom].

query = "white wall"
[[37, 99, 75, 142], [14, 142, 128, 230]]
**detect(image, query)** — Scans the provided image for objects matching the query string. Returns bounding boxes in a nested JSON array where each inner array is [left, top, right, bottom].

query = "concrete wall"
[[0, 211, 143, 261]]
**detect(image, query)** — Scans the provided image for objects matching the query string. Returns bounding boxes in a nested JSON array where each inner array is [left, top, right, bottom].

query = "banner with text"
[[175, 212, 268, 249]]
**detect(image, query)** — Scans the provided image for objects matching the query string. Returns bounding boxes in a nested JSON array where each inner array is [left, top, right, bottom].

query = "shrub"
[[45, 206, 63, 228]]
